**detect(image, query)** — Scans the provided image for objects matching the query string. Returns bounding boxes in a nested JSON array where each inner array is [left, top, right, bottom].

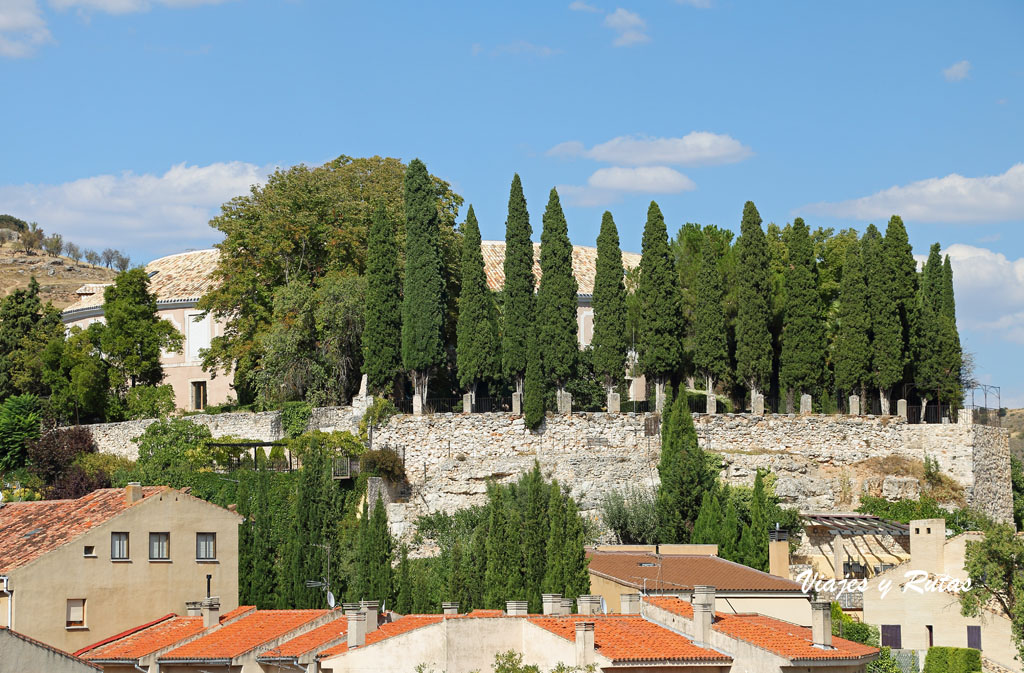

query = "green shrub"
[[281, 401, 312, 439], [359, 397, 398, 441], [360, 447, 406, 483], [600, 485, 659, 545], [830, 602, 879, 646], [126, 384, 176, 419], [0, 394, 41, 472], [923, 647, 980, 673]]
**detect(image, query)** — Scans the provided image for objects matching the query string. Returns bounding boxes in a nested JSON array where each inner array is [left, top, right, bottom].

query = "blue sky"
[[1, 1, 1022, 405]]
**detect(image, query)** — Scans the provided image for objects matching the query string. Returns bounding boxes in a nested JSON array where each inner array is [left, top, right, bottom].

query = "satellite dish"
[[327, 591, 336, 609]]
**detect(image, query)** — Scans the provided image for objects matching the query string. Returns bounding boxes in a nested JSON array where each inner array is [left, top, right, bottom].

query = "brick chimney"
[[542, 594, 561, 615], [201, 597, 220, 628], [359, 600, 379, 633], [620, 593, 641, 614], [442, 602, 459, 616], [769, 528, 790, 579], [575, 622, 595, 666], [347, 611, 366, 649], [125, 482, 143, 505], [810, 600, 833, 649], [506, 601, 528, 616]]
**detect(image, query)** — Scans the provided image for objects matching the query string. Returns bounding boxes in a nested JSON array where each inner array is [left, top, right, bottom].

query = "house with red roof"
[[0, 484, 242, 654]]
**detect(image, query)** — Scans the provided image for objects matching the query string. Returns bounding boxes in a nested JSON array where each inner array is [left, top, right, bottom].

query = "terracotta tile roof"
[[77, 615, 204, 661], [63, 249, 221, 314], [0, 487, 163, 573], [318, 615, 445, 658], [219, 605, 257, 624], [2, 627, 103, 670], [159, 610, 329, 661], [464, 609, 505, 618], [586, 549, 804, 593], [643, 597, 877, 662], [480, 241, 641, 296], [258, 616, 348, 659], [528, 614, 730, 664]]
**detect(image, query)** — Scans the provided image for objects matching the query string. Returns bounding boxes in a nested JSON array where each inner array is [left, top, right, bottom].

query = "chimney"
[[506, 601, 528, 616], [574, 622, 595, 666], [810, 600, 833, 649], [542, 594, 561, 616], [560, 598, 574, 615], [692, 601, 714, 646], [620, 593, 641, 615], [692, 585, 716, 608], [347, 611, 366, 649], [185, 600, 202, 617], [125, 482, 143, 505], [442, 602, 459, 616], [769, 528, 791, 579], [201, 597, 220, 628], [910, 518, 946, 575], [360, 600, 379, 632], [577, 595, 599, 616], [343, 602, 361, 615]]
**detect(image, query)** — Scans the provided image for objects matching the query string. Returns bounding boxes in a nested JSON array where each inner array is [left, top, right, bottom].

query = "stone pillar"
[[462, 393, 474, 414], [706, 392, 717, 415], [557, 391, 572, 415], [607, 392, 620, 414], [833, 533, 846, 578], [512, 392, 522, 415], [412, 395, 423, 416], [655, 382, 666, 413], [959, 407, 973, 425], [800, 394, 812, 414], [751, 393, 764, 416], [848, 394, 860, 416], [897, 398, 908, 421]]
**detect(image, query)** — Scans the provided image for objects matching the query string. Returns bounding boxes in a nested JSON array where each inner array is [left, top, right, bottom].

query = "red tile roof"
[[587, 549, 804, 593], [2, 627, 103, 670], [529, 615, 731, 664], [0, 487, 163, 573], [77, 615, 204, 661], [643, 596, 877, 662], [219, 605, 257, 624], [258, 616, 349, 659], [159, 610, 329, 661], [480, 241, 641, 296], [318, 615, 445, 658]]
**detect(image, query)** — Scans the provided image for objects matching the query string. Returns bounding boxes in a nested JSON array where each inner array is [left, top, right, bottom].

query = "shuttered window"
[[66, 599, 85, 628], [880, 625, 902, 649], [967, 625, 982, 650]]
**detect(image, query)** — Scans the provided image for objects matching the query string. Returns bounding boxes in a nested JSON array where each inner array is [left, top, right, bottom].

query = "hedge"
[[922, 646, 981, 673]]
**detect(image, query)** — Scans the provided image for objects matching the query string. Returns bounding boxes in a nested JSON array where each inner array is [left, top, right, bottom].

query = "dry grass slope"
[[0, 241, 117, 309]]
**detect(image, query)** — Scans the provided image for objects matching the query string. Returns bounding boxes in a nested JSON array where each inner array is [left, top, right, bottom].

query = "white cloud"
[[547, 132, 753, 166], [604, 8, 648, 46], [802, 164, 1024, 223], [49, 0, 230, 14], [493, 41, 560, 57], [568, 0, 601, 12], [943, 59, 970, 82], [0, 0, 52, 58], [559, 166, 695, 206], [0, 161, 268, 257]]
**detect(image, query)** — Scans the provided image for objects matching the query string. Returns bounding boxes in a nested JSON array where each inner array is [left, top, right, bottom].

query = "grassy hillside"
[[1002, 408, 1024, 459], [0, 240, 117, 309]]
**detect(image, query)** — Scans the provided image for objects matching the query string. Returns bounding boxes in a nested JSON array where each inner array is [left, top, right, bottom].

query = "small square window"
[[149, 532, 170, 560], [111, 532, 129, 560], [83, 545, 95, 557], [66, 599, 86, 628], [196, 533, 216, 561], [926, 527, 931, 534]]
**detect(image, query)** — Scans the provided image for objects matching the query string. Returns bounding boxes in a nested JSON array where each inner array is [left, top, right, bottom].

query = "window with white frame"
[[66, 599, 86, 628], [196, 532, 216, 560], [111, 532, 129, 560], [149, 532, 170, 560], [186, 312, 212, 362]]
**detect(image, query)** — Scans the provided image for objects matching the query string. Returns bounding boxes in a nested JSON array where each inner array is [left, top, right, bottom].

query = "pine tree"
[[719, 498, 740, 562], [883, 215, 918, 385], [362, 204, 403, 396], [638, 202, 685, 408], [456, 205, 502, 402], [502, 175, 535, 395], [734, 202, 773, 399], [862, 225, 902, 414], [401, 158, 446, 407], [834, 242, 871, 398], [395, 543, 412, 613], [523, 323, 545, 429], [535, 188, 579, 397], [738, 471, 769, 571], [691, 490, 723, 545], [693, 232, 729, 395], [780, 218, 824, 405], [592, 211, 629, 395]]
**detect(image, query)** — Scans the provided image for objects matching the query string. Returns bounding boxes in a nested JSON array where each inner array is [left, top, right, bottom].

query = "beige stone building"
[[0, 627, 101, 673], [586, 545, 812, 624], [0, 485, 242, 653], [862, 518, 1020, 672]]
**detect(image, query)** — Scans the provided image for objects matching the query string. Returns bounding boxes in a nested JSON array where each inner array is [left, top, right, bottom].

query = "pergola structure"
[[802, 513, 909, 582]]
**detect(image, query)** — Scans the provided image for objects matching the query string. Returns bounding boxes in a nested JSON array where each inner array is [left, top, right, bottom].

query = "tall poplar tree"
[[693, 232, 729, 396], [638, 201, 684, 407], [862, 224, 902, 414], [401, 159, 446, 406], [780, 218, 824, 406], [834, 242, 871, 400], [502, 175, 535, 395], [535, 188, 579, 398], [592, 211, 628, 396], [734, 202, 773, 400], [362, 204, 403, 396], [456, 206, 501, 402], [883, 215, 918, 383]]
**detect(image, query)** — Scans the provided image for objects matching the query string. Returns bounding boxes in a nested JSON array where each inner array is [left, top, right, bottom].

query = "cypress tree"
[[780, 218, 824, 405], [395, 543, 412, 613], [592, 211, 629, 395], [362, 204, 403, 396], [693, 232, 730, 395], [522, 464, 549, 613], [862, 225, 902, 414], [637, 201, 685, 408], [834, 242, 871, 399], [561, 497, 591, 599], [237, 472, 254, 604], [656, 393, 715, 542], [502, 175, 535, 395], [364, 494, 394, 604], [883, 215, 918, 384], [401, 158, 446, 407], [542, 481, 567, 594], [738, 471, 769, 571], [719, 499, 740, 562], [483, 488, 523, 607], [734, 202, 773, 399], [250, 458, 278, 608], [456, 205, 502, 402], [535, 188, 579, 397], [941, 255, 963, 403], [523, 323, 545, 429], [691, 490, 723, 545]]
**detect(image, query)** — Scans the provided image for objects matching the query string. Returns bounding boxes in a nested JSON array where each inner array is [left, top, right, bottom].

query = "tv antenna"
[[304, 542, 334, 609]]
